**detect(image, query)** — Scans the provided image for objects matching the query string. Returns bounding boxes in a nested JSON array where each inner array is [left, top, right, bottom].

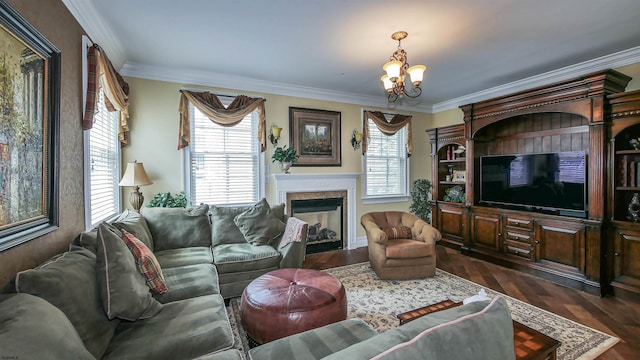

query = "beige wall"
[[123, 77, 434, 238], [0, 0, 86, 287]]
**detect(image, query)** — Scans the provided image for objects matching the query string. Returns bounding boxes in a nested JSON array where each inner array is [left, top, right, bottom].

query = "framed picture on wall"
[[289, 107, 341, 166], [0, 2, 61, 251]]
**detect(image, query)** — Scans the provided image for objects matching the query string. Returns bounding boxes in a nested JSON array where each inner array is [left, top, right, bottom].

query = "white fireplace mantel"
[[273, 173, 360, 249]]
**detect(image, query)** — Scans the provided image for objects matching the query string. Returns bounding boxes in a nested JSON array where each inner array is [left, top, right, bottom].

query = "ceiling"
[[62, 0, 640, 112]]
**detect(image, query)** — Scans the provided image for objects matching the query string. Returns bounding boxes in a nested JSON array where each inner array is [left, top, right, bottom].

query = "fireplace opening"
[[290, 197, 343, 254]]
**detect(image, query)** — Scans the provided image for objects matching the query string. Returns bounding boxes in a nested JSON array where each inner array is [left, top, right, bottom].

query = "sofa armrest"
[[413, 219, 442, 245], [361, 214, 388, 246], [273, 216, 309, 268]]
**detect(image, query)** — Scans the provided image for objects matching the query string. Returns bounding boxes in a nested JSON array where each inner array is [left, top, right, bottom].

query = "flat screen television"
[[479, 151, 587, 217]]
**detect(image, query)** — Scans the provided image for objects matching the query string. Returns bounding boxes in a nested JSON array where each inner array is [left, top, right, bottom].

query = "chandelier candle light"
[[119, 160, 153, 211], [381, 31, 426, 103]]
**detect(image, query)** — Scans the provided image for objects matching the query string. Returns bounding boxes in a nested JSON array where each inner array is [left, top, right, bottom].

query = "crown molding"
[[431, 46, 640, 113], [61, 0, 125, 68], [120, 62, 434, 113]]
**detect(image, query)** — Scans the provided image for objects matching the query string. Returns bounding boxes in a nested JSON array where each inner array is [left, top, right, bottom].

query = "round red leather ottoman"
[[240, 268, 347, 345]]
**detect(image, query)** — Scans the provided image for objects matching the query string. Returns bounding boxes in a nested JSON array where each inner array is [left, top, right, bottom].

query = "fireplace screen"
[[290, 197, 343, 253]]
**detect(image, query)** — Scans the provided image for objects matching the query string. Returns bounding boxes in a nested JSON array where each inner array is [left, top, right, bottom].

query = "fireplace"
[[273, 173, 360, 251], [289, 193, 345, 253]]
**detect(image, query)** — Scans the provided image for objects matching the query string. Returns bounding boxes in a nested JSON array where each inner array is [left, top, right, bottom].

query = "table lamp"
[[119, 160, 153, 211]]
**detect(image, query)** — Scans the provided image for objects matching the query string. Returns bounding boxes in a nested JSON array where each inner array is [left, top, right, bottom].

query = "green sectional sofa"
[[248, 296, 516, 360], [0, 200, 308, 359]]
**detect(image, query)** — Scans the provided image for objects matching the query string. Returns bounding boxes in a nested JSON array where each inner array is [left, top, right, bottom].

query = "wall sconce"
[[269, 124, 283, 147], [351, 129, 364, 150]]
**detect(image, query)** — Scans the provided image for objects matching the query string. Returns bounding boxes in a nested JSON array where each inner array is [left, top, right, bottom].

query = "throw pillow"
[[112, 209, 155, 250], [210, 204, 251, 246], [141, 204, 211, 251], [14, 246, 119, 358], [120, 229, 169, 294], [383, 225, 413, 239], [234, 198, 286, 246], [95, 222, 162, 321]]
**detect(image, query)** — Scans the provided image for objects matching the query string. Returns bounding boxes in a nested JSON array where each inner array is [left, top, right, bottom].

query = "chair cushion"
[[112, 209, 155, 250], [383, 225, 412, 239], [154, 264, 220, 303], [142, 204, 211, 251], [103, 295, 234, 360], [155, 246, 214, 268], [213, 243, 281, 274], [96, 222, 162, 321], [121, 229, 168, 294], [386, 239, 433, 259], [0, 293, 94, 360], [14, 246, 119, 358], [234, 198, 285, 246]]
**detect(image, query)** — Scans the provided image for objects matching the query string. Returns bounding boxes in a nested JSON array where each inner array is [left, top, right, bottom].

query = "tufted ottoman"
[[240, 268, 347, 345]]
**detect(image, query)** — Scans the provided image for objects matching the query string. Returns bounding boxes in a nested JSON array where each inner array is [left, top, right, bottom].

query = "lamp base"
[[130, 186, 144, 212]]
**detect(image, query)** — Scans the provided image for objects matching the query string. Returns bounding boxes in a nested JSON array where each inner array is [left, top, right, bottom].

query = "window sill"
[[362, 195, 410, 205]]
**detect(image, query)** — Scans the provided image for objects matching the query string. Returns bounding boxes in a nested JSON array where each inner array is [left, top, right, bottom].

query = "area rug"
[[226, 263, 619, 360]]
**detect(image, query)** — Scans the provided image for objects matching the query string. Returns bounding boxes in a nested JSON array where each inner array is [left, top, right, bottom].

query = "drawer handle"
[[534, 240, 540, 244], [614, 252, 620, 257]]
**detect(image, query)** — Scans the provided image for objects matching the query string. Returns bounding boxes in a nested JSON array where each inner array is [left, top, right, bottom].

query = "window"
[[83, 91, 120, 229], [362, 114, 409, 203], [184, 99, 263, 206]]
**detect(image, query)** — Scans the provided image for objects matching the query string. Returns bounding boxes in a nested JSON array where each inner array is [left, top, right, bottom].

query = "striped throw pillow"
[[383, 226, 413, 239], [120, 229, 168, 294]]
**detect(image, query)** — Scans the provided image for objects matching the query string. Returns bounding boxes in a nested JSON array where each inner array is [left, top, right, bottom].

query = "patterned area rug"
[[226, 263, 619, 360]]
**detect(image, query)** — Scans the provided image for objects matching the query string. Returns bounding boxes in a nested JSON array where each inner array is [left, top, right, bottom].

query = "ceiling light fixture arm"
[[381, 31, 426, 103]]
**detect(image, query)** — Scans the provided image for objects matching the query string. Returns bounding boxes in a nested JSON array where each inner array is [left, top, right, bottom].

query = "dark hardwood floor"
[[303, 245, 640, 359]]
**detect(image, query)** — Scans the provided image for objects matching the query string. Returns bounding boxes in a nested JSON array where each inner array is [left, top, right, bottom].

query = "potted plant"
[[146, 191, 188, 208], [271, 145, 299, 173], [409, 179, 433, 223]]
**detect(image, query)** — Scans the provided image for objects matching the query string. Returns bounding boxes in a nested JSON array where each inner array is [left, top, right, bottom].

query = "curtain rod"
[[179, 87, 266, 101]]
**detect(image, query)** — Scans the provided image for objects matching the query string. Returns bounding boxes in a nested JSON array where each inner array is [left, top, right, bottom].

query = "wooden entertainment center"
[[428, 69, 640, 300]]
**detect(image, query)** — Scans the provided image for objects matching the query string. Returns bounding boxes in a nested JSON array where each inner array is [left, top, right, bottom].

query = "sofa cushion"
[[383, 225, 412, 239], [213, 243, 281, 274], [154, 264, 220, 303], [14, 246, 119, 358], [112, 209, 155, 250], [121, 229, 168, 294], [154, 246, 213, 268], [103, 294, 234, 360], [234, 198, 285, 246], [249, 318, 377, 360], [73, 227, 99, 253], [323, 297, 515, 360], [142, 204, 211, 251], [96, 222, 162, 321], [0, 293, 95, 360], [386, 239, 434, 259], [211, 204, 251, 246]]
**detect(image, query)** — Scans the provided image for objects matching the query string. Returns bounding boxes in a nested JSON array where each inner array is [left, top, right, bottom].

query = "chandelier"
[[380, 31, 426, 103]]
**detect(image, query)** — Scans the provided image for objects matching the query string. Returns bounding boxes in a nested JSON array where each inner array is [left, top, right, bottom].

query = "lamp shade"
[[383, 61, 402, 82], [380, 75, 394, 92], [407, 65, 426, 85], [119, 161, 153, 187], [271, 126, 282, 138]]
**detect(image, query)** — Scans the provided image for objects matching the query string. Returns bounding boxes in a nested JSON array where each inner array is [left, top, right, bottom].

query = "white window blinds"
[[85, 92, 120, 228], [363, 116, 408, 199], [187, 101, 260, 206]]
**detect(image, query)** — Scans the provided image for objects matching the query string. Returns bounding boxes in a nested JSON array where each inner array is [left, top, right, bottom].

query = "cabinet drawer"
[[506, 217, 533, 231], [504, 239, 534, 260], [504, 230, 532, 244]]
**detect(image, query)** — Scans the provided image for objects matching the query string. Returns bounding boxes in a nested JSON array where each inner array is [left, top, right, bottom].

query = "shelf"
[[616, 149, 640, 155], [616, 186, 640, 191], [439, 158, 466, 163], [440, 181, 466, 185]]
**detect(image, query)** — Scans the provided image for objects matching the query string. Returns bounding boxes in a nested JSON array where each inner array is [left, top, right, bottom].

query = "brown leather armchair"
[[361, 211, 442, 280]]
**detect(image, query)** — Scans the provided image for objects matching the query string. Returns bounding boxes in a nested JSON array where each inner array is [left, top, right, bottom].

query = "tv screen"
[[480, 152, 586, 215]]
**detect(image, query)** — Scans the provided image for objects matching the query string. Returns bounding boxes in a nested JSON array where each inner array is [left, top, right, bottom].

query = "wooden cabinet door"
[[535, 220, 586, 275], [470, 211, 501, 252], [435, 203, 466, 247], [612, 226, 640, 295]]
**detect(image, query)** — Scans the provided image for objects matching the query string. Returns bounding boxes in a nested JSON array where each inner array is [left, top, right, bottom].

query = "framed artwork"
[[289, 107, 341, 166], [452, 170, 466, 182], [0, 2, 61, 251]]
